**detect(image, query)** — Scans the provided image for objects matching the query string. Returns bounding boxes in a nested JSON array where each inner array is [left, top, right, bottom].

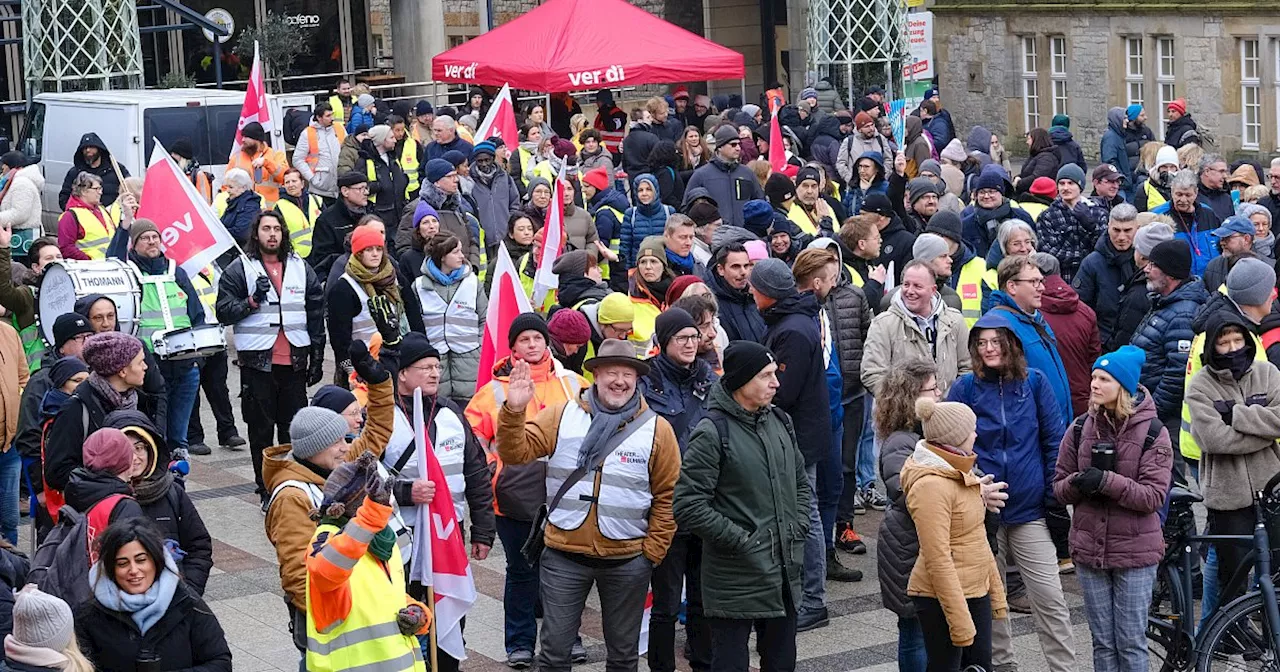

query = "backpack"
[[705, 406, 797, 454], [283, 108, 312, 147], [1068, 414, 1163, 455], [27, 494, 129, 610]]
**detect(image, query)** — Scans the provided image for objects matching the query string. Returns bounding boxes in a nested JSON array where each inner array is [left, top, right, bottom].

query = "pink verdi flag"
[[476, 242, 534, 391], [474, 84, 519, 145], [229, 41, 272, 160], [135, 143, 236, 277]]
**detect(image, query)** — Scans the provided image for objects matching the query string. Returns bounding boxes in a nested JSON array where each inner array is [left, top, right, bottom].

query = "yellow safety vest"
[[305, 524, 425, 672], [274, 195, 321, 259], [846, 263, 864, 288], [516, 253, 555, 313], [366, 160, 380, 204], [786, 203, 819, 236], [401, 140, 420, 200], [956, 257, 987, 327], [1011, 200, 1048, 223], [592, 204, 625, 280], [1143, 180, 1169, 212], [328, 95, 347, 123], [70, 207, 116, 260], [190, 266, 218, 324]]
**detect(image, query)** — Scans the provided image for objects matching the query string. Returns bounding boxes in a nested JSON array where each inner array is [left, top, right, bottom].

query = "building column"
[[390, 0, 446, 84]]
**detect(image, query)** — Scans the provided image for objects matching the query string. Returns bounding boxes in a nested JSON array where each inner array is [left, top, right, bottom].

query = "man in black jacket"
[[358, 124, 408, 230], [312, 172, 370, 278], [863, 192, 916, 285], [703, 242, 766, 342], [1074, 203, 1138, 347], [216, 211, 326, 507], [57, 133, 128, 210]]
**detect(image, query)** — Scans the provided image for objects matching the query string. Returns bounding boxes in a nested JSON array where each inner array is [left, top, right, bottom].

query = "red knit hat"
[[1167, 98, 1187, 115], [351, 225, 384, 255], [665, 275, 705, 305], [547, 309, 591, 346], [83, 428, 135, 477], [582, 167, 610, 192], [854, 111, 874, 129], [1029, 176, 1058, 198], [672, 86, 690, 100]]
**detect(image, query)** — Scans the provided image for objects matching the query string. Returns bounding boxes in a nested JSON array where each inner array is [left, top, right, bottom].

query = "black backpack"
[[1069, 414, 1163, 454], [282, 108, 313, 147]]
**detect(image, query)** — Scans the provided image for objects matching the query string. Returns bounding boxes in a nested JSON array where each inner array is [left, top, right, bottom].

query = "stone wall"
[[370, 0, 391, 55]]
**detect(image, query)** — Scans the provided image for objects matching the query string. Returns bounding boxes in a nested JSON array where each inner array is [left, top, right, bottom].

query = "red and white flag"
[[409, 388, 477, 662], [767, 94, 796, 178], [476, 243, 534, 391], [229, 41, 272, 160], [136, 142, 237, 277], [531, 163, 566, 306], [474, 83, 519, 145]]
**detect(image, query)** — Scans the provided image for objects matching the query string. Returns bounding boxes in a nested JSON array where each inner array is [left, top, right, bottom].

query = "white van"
[[19, 88, 314, 227]]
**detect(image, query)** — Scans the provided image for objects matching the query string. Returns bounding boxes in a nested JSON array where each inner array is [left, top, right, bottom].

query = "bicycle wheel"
[[1151, 563, 1192, 672], [1195, 592, 1279, 672]]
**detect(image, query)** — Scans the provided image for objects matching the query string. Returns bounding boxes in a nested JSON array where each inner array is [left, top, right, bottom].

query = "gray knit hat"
[[748, 257, 796, 300], [1134, 222, 1175, 257], [913, 233, 950, 263], [289, 407, 349, 460], [11, 584, 74, 651], [1227, 257, 1277, 307]]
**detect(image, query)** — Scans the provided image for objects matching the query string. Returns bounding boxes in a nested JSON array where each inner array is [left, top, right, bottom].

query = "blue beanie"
[[441, 150, 467, 168], [1126, 104, 1143, 122], [472, 141, 496, 159], [1094, 345, 1145, 396], [975, 164, 1010, 194], [742, 199, 774, 236], [425, 158, 456, 184]]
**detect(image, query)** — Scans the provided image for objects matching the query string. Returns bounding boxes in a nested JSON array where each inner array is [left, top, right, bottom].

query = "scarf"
[[89, 551, 181, 635], [345, 252, 401, 305], [472, 161, 499, 186], [132, 471, 174, 506], [1254, 232, 1276, 259], [578, 387, 642, 468], [368, 526, 397, 562], [87, 372, 138, 412], [425, 258, 466, 286], [298, 457, 333, 480], [4, 637, 68, 669], [975, 200, 1013, 241], [665, 248, 694, 272]]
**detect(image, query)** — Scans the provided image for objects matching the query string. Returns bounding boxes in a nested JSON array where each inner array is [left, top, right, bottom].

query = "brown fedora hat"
[[583, 338, 649, 376]]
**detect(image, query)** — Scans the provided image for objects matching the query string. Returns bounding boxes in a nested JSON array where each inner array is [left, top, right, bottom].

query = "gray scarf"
[[578, 387, 641, 468], [87, 372, 138, 412]]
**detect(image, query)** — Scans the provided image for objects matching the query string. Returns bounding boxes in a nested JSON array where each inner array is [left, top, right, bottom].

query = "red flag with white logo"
[[474, 83, 519, 145], [532, 162, 566, 306], [409, 388, 477, 662], [476, 243, 534, 391], [229, 41, 273, 160], [136, 143, 237, 277], [768, 95, 786, 174]]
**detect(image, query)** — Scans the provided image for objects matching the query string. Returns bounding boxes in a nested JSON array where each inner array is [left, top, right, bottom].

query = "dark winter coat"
[[1202, 252, 1250, 295], [877, 429, 922, 618], [762, 292, 832, 465], [807, 114, 845, 183], [1165, 114, 1200, 149], [703, 266, 766, 342], [922, 109, 956, 150], [1198, 183, 1236, 224], [684, 157, 765, 230], [961, 199, 1034, 259], [62, 468, 145, 522], [1073, 234, 1137, 351], [620, 200, 676, 269], [325, 267, 424, 368], [587, 187, 630, 245], [1151, 201, 1220, 278], [1040, 275, 1102, 419], [357, 140, 407, 225], [874, 215, 918, 286], [652, 165, 686, 210], [1015, 145, 1061, 194], [0, 548, 26, 648], [215, 253, 325, 374], [218, 189, 262, 246], [77, 580, 232, 672], [44, 380, 153, 492], [58, 133, 128, 210], [1053, 388, 1172, 570], [639, 354, 717, 452], [1123, 123, 1156, 178], [987, 292, 1075, 426], [841, 150, 888, 217], [1049, 126, 1087, 173], [470, 169, 521, 246], [311, 201, 365, 278], [1131, 277, 1209, 419], [1100, 109, 1135, 200], [622, 125, 660, 177], [1035, 197, 1110, 283], [1106, 268, 1152, 352], [824, 281, 872, 401]]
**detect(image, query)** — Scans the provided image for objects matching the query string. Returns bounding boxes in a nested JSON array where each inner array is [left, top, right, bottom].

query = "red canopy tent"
[[430, 0, 744, 92]]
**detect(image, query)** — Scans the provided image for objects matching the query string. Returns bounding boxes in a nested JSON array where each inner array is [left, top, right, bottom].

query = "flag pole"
[[428, 586, 439, 671]]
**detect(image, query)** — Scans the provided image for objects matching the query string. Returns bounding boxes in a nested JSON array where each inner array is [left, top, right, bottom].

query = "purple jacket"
[[1052, 388, 1173, 570]]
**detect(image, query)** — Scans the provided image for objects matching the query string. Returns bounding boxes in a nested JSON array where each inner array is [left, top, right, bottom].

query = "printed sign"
[[903, 12, 934, 81]]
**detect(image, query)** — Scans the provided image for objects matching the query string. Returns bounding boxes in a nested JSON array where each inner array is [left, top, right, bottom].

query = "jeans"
[[537, 548, 651, 672], [163, 364, 201, 452], [1077, 564, 1158, 672], [991, 520, 1077, 672], [837, 396, 866, 521], [801, 464, 826, 615], [188, 350, 238, 445], [242, 365, 308, 496], [0, 448, 19, 545], [915, 595, 993, 672], [494, 515, 539, 654], [898, 616, 927, 672], [1199, 546, 1219, 634], [649, 532, 710, 672], [707, 578, 796, 672], [857, 396, 876, 488], [816, 423, 844, 552]]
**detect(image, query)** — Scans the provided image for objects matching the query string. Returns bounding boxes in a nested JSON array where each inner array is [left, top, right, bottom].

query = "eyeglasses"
[[85, 185, 103, 192], [1011, 276, 1044, 287], [672, 334, 700, 345], [975, 339, 1004, 350], [920, 385, 938, 394], [408, 363, 442, 373], [70, 333, 90, 343]]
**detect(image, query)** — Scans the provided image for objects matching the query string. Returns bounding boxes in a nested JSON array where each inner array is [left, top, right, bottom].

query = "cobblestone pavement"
[[26, 362, 1103, 672]]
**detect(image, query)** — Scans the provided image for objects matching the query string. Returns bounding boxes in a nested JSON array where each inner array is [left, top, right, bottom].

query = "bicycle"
[[1147, 475, 1280, 672]]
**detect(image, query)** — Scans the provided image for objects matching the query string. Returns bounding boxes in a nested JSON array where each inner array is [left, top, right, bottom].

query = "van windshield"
[[143, 104, 241, 166]]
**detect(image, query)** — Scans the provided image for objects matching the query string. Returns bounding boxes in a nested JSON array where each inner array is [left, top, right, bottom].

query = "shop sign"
[[202, 8, 235, 44]]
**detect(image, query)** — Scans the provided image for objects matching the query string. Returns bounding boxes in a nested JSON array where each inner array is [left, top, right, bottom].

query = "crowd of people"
[[0, 73, 1274, 672]]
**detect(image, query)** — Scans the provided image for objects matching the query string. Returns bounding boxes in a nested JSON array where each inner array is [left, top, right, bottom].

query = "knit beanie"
[[913, 233, 950, 263], [399, 332, 440, 369], [597, 293, 635, 325], [1134, 222, 1175, 257], [907, 177, 940, 205], [1029, 176, 1058, 198], [241, 122, 267, 142], [1154, 145, 1179, 171], [582, 167, 610, 192], [915, 396, 976, 448], [1148, 239, 1192, 280], [288, 407, 349, 460], [52, 313, 92, 350], [130, 218, 159, 247], [653, 307, 697, 348], [686, 200, 720, 227], [82, 427, 134, 477], [550, 249, 591, 278], [471, 141, 496, 160], [713, 125, 739, 149], [350, 225, 384, 255], [665, 275, 704, 304], [311, 385, 357, 415], [442, 150, 468, 169], [854, 111, 874, 129], [800, 87, 818, 102], [547, 309, 591, 346], [925, 211, 963, 245], [1227, 257, 1277, 307], [413, 200, 440, 228], [749, 257, 796, 300], [49, 357, 88, 390], [940, 139, 967, 163], [634, 173, 660, 197], [764, 173, 795, 210], [919, 159, 942, 178], [10, 585, 74, 652], [356, 93, 375, 108], [1050, 114, 1070, 129], [862, 192, 894, 217], [367, 125, 392, 147], [1239, 202, 1272, 225], [425, 158, 456, 184], [744, 240, 769, 261], [82, 332, 143, 376], [974, 165, 1009, 194], [1126, 104, 1143, 122], [1093, 345, 1145, 396], [742, 199, 775, 236], [721, 341, 775, 393], [796, 166, 823, 188], [552, 138, 577, 159], [508, 312, 550, 348], [1056, 163, 1086, 189]]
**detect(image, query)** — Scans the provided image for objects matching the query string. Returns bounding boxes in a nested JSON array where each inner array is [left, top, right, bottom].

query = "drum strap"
[[135, 261, 178, 331]]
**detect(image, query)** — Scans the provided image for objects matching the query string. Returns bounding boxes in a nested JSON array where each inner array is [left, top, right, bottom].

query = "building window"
[[1156, 38, 1176, 137], [1126, 37, 1145, 107], [1021, 36, 1040, 131], [1050, 36, 1068, 117], [1242, 38, 1261, 150]]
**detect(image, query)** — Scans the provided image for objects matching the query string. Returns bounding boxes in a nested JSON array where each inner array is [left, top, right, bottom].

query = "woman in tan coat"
[[902, 396, 1006, 672]]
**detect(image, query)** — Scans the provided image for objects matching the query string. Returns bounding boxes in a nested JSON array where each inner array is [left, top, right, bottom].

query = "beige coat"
[[861, 294, 971, 396], [1186, 360, 1280, 511], [0, 321, 26, 449]]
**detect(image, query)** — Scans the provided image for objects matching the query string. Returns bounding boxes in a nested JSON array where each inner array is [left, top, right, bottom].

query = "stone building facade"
[[933, 0, 1280, 160]]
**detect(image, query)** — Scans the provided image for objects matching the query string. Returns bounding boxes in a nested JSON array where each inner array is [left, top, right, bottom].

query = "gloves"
[[1213, 399, 1237, 425], [1073, 467, 1106, 496], [252, 275, 271, 304], [306, 347, 325, 387], [367, 469, 395, 506], [1245, 394, 1269, 407], [396, 605, 428, 636], [349, 340, 388, 384], [368, 295, 402, 348], [1071, 200, 1097, 221]]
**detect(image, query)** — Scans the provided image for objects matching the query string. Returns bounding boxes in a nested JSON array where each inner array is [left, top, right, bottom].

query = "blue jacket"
[[1130, 277, 1209, 419], [345, 107, 376, 135], [705, 266, 766, 343], [922, 109, 956, 149], [1072, 233, 1137, 346], [841, 151, 888, 216], [762, 291, 831, 466], [948, 367, 1064, 525], [987, 291, 1074, 427], [639, 354, 718, 452], [1150, 202, 1219, 277], [587, 187, 630, 244], [1100, 108, 1135, 201], [425, 136, 474, 162], [620, 200, 675, 269], [218, 189, 262, 245]]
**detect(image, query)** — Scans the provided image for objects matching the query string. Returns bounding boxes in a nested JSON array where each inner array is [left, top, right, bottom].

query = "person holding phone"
[[1053, 345, 1173, 672]]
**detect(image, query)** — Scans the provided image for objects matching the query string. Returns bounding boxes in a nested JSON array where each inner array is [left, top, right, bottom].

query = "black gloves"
[[368, 295, 402, 348], [349, 340, 389, 384], [1073, 467, 1106, 496], [366, 469, 395, 506], [307, 346, 325, 387], [1213, 399, 1237, 425], [252, 275, 271, 304]]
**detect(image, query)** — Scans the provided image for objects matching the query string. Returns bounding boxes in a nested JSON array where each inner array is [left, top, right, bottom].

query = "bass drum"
[[37, 260, 142, 346]]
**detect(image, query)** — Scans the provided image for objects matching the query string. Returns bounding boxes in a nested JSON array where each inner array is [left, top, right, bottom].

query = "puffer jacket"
[[703, 265, 766, 343], [948, 366, 1065, 526], [1040, 275, 1101, 419], [1054, 387, 1172, 569], [840, 150, 888, 216], [1131, 277, 1209, 419], [1150, 201, 1219, 278], [639, 353, 717, 451], [1073, 233, 1137, 347], [862, 292, 971, 396], [1035, 196, 1110, 283], [877, 429, 922, 617], [762, 292, 832, 465], [620, 198, 676, 269], [413, 264, 488, 404], [985, 292, 1074, 425], [1107, 267, 1151, 352], [813, 80, 846, 115], [673, 381, 810, 619], [825, 278, 872, 401], [0, 165, 44, 233]]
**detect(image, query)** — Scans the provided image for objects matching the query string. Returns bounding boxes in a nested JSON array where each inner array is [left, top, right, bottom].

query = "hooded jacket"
[[1036, 196, 1110, 282], [1040, 275, 1102, 418], [58, 133, 128, 210], [922, 108, 957, 151], [1132, 277, 1210, 419], [840, 150, 889, 216], [62, 467, 145, 524], [1100, 108, 1135, 199], [762, 292, 832, 465], [839, 131, 894, 185], [0, 165, 44, 233], [587, 186, 631, 245], [76, 580, 231, 672], [1074, 233, 1138, 347], [902, 117, 931, 178], [877, 429, 923, 618], [620, 192, 675, 270], [684, 156, 764, 230], [702, 264, 766, 342], [987, 291, 1075, 425], [639, 354, 717, 452], [863, 291, 971, 396], [1166, 113, 1200, 149], [807, 114, 845, 182], [1049, 126, 1087, 173], [1054, 387, 1173, 569]]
